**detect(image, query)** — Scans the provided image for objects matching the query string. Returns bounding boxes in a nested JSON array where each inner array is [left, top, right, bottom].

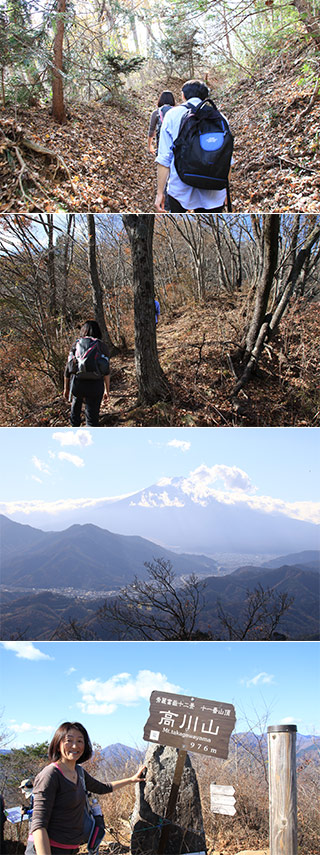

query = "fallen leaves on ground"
[[0, 40, 319, 213], [0, 300, 318, 427]]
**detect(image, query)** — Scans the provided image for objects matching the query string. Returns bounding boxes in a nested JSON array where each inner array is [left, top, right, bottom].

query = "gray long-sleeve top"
[[31, 763, 112, 847]]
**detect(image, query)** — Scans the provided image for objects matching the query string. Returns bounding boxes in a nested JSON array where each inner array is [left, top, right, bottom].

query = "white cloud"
[[66, 667, 76, 676], [58, 452, 85, 468], [77, 669, 182, 715], [132, 490, 184, 509], [181, 464, 255, 500], [1, 642, 53, 661], [8, 721, 53, 734], [32, 456, 50, 476], [0, 495, 132, 518], [246, 672, 275, 688], [1, 466, 319, 526], [53, 430, 93, 448], [31, 475, 42, 484], [167, 439, 191, 453], [280, 716, 300, 725]]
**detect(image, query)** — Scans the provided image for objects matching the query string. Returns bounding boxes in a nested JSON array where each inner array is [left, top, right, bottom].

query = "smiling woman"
[[25, 721, 146, 855]]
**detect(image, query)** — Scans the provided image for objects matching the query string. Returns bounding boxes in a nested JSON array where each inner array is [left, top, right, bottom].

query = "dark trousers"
[[70, 390, 104, 427], [167, 194, 224, 213]]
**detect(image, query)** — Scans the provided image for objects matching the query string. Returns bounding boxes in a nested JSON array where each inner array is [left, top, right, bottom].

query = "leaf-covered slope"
[[1, 39, 319, 213]]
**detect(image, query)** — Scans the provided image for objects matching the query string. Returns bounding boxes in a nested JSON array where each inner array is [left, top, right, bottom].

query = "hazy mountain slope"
[[4, 479, 318, 556], [262, 550, 320, 571], [200, 564, 319, 638], [0, 517, 219, 590]]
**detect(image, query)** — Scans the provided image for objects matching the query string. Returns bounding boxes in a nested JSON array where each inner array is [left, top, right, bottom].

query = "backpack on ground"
[[78, 766, 106, 855], [69, 337, 109, 379], [155, 103, 173, 151], [173, 98, 234, 211]]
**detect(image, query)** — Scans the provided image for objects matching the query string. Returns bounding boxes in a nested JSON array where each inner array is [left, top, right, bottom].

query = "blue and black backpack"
[[173, 98, 234, 210]]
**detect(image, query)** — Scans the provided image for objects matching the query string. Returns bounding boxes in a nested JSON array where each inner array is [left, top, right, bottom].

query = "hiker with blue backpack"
[[25, 721, 146, 855], [64, 320, 110, 427], [155, 79, 233, 214]]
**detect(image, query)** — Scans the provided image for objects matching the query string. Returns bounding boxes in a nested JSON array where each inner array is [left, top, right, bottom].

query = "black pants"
[[167, 194, 224, 213], [70, 390, 104, 427], [70, 377, 104, 427]]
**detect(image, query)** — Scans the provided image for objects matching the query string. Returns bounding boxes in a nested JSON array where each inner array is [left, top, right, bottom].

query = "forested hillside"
[[0, 213, 319, 427], [0, 0, 319, 212]]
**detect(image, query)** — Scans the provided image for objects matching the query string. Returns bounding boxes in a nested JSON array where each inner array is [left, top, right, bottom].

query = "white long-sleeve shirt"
[[156, 97, 228, 210]]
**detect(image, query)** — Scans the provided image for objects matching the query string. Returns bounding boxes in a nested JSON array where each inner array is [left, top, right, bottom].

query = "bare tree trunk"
[[223, 4, 233, 57], [129, 0, 140, 52], [62, 213, 75, 317], [123, 214, 171, 404], [232, 218, 320, 395], [52, 0, 67, 124], [168, 215, 206, 300], [292, 0, 320, 47], [87, 214, 118, 354], [269, 222, 320, 335], [243, 214, 280, 360], [47, 214, 57, 316], [1, 67, 5, 107]]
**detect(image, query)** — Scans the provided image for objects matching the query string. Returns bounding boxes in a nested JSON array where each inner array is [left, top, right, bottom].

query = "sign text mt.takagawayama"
[[143, 690, 236, 759]]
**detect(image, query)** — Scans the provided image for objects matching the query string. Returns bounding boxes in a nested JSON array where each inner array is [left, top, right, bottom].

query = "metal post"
[[268, 724, 297, 855]]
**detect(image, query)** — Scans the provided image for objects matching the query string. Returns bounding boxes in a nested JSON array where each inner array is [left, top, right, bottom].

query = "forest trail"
[[1, 300, 318, 428], [1, 43, 319, 213]]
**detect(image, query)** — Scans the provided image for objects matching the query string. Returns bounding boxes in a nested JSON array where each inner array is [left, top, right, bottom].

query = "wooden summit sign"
[[143, 690, 236, 759]]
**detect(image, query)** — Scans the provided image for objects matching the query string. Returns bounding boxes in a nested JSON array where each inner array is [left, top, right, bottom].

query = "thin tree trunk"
[[47, 214, 57, 316], [233, 220, 320, 395], [1, 66, 5, 107], [269, 224, 320, 335], [87, 214, 118, 355], [62, 213, 75, 317], [244, 215, 280, 360], [292, 0, 320, 47], [52, 0, 67, 124], [123, 214, 171, 404]]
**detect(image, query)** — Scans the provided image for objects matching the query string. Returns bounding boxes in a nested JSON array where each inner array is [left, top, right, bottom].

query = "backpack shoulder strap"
[[77, 764, 86, 789]]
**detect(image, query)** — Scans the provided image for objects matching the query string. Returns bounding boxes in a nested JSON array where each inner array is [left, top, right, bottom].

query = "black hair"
[[48, 721, 92, 764], [157, 90, 175, 108], [79, 320, 102, 339], [182, 80, 209, 101]]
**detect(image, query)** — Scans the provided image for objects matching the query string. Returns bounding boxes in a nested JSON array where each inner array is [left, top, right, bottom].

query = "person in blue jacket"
[[155, 299, 160, 326]]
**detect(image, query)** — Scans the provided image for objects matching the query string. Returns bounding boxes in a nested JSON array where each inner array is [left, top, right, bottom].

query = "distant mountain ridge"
[[262, 550, 320, 571], [99, 734, 320, 769], [0, 515, 219, 591]]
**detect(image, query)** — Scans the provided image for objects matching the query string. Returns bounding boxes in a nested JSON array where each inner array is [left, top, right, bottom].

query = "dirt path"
[[1, 44, 319, 213], [1, 301, 318, 428]]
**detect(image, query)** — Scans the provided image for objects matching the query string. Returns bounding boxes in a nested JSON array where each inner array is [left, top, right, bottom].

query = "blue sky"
[[0, 427, 319, 529], [1, 641, 319, 751]]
